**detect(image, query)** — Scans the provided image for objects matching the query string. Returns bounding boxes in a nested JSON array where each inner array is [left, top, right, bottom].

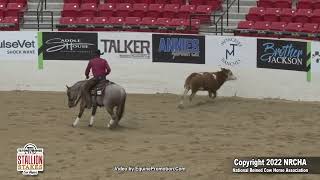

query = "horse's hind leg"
[[72, 101, 85, 127], [88, 106, 97, 127], [106, 106, 117, 129]]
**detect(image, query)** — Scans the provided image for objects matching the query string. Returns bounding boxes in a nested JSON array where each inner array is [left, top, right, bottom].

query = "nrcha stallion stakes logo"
[[17, 143, 44, 176]]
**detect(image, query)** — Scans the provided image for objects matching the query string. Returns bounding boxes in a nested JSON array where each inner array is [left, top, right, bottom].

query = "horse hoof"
[[72, 124, 76, 128], [177, 104, 184, 109], [88, 124, 93, 127], [107, 123, 115, 129]]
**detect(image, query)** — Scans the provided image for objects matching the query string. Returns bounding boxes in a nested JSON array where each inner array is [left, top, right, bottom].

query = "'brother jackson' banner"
[[257, 39, 310, 72]]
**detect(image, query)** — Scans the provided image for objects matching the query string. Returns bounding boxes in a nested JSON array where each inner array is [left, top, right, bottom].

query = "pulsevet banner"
[[0, 32, 37, 61]]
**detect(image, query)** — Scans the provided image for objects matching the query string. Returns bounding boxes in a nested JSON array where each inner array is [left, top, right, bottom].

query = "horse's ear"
[[66, 85, 69, 89]]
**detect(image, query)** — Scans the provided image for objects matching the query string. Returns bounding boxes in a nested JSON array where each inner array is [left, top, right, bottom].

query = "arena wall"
[[1, 31, 320, 101]]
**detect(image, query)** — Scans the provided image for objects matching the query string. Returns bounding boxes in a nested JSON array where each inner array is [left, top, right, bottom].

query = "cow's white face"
[[227, 71, 237, 80], [222, 68, 237, 81]]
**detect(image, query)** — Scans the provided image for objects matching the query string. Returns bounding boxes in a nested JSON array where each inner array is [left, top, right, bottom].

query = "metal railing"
[[214, 0, 240, 29], [37, 0, 46, 22], [22, 11, 53, 31], [233, 28, 320, 40], [189, 14, 224, 35], [25, 0, 54, 31], [190, 0, 240, 34], [56, 23, 200, 34]]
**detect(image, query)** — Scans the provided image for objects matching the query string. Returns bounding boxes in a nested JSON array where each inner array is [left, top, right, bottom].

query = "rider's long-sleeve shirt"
[[85, 57, 111, 78]]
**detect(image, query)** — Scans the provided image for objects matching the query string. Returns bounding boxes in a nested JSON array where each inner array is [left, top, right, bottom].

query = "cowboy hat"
[[95, 49, 104, 56]]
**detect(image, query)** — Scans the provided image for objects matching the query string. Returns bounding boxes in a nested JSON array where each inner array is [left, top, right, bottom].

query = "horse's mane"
[[67, 80, 88, 107], [70, 80, 87, 89]]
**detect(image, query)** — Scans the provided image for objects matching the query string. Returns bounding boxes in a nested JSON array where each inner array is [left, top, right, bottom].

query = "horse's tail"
[[117, 90, 126, 120]]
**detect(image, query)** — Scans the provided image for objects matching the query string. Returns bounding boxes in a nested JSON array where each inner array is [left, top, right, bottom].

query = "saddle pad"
[[91, 88, 104, 96], [90, 80, 114, 96]]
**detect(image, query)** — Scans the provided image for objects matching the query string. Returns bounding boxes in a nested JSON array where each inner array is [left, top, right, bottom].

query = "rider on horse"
[[82, 49, 111, 108]]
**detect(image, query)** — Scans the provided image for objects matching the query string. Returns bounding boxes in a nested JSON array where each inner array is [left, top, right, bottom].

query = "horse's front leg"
[[88, 106, 97, 127], [72, 102, 86, 127]]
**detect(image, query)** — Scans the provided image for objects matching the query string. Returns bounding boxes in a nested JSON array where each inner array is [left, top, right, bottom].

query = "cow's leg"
[[106, 106, 117, 129], [88, 106, 97, 127], [189, 89, 197, 102], [213, 91, 217, 99], [208, 91, 213, 98], [72, 101, 86, 127], [179, 88, 189, 107]]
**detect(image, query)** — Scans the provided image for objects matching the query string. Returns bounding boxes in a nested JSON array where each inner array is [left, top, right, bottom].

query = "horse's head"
[[66, 85, 80, 108], [221, 68, 237, 81]]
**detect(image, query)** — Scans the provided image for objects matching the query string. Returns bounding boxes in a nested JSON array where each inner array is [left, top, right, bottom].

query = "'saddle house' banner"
[[0, 32, 37, 61], [39, 32, 98, 60], [205, 36, 257, 68], [98, 32, 152, 62], [152, 34, 205, 64], [257, 39, 310, 72]]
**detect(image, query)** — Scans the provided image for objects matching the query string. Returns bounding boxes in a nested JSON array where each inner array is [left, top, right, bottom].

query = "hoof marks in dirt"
[[177, 104, 184, 109]]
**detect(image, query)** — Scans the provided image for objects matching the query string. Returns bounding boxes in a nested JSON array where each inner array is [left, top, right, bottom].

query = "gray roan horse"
[[66, 80, 127, 129]]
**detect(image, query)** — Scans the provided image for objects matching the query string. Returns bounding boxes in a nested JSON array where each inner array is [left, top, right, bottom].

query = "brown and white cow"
[[179, 68, 237, 107]]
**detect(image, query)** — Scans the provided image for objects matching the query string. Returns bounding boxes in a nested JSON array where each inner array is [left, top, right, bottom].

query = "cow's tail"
[[184, 73, 199, 90], [179, 73, 198, 108]]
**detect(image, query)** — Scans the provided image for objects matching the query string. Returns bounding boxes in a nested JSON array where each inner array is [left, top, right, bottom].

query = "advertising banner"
[[311, 41, 320, 73], [257, 39, 310, 72], [152, 34, 205, 64], [206, 36, 257, 68], [40, 32, 98, 60], [0, 32, 37, 60], [98, 32, 152, 62]]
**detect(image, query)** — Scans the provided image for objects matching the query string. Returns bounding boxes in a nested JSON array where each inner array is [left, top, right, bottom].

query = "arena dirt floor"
[[1, 91, 320, 180]]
